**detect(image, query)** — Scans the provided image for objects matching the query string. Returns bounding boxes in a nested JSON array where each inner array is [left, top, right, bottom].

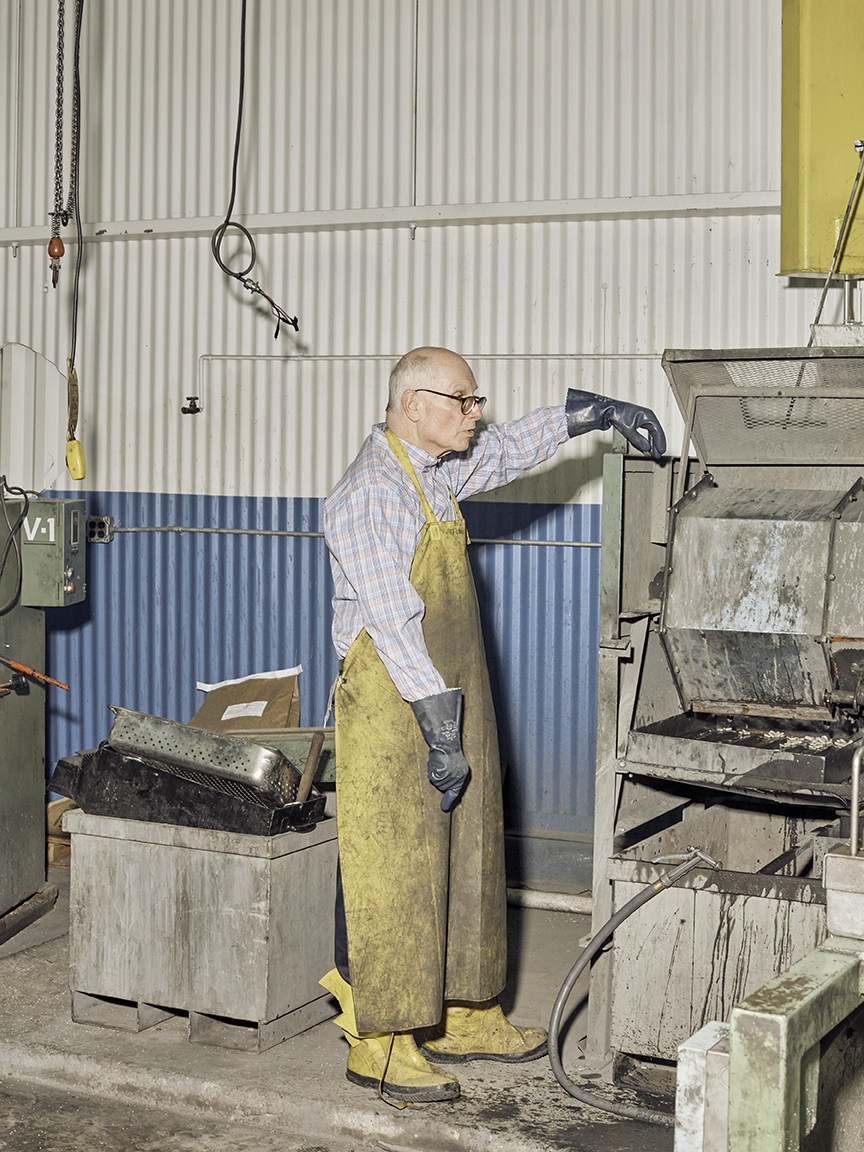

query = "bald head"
[[386, 347, 474, 413], [385, 347, 482, 457]]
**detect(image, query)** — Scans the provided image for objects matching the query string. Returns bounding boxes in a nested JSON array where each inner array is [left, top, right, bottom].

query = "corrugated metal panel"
[[6, 0, 780, 230], [6, 0, 416, 229], [3, 0, 73, 232], [0, 1, 21, 228], [465, 502, 602, 835], [416, 0, 780, 206], [2, 0, 843, 857], [46, 489, 600, 836], [0, 214, 833, 501], [46, 491, 336, 767]]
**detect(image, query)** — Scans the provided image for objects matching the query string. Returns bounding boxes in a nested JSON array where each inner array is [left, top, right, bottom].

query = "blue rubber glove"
[[566, 389, 666, 460], [410, 688, 471, 812]]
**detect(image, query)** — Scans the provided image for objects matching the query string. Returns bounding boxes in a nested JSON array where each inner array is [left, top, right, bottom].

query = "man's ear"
[[401, 389, 420, 423]]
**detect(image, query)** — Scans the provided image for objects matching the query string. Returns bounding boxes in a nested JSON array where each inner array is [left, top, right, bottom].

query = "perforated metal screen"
[[662, 348, 864, 465], [107, 707, 300, 808], [691, 394, 864, 465]]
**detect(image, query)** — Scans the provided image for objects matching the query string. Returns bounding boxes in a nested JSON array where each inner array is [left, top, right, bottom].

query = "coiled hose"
[[548, 848, 719, 1128]]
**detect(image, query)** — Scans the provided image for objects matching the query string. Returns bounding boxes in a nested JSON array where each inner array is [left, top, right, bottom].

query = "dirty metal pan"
[[107, 706, 301, 809], [51, 747, 325, 835], [631, 713, 856, 785]]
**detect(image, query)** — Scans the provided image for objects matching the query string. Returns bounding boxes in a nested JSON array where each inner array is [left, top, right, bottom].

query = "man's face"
[[411, 356, 482, 458]]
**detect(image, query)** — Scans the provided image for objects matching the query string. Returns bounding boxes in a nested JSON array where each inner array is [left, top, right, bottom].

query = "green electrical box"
[[7, 499, 87, 608]]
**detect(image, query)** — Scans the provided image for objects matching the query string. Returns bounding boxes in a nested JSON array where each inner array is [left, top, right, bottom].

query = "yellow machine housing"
[[781, 0, 864, 275]]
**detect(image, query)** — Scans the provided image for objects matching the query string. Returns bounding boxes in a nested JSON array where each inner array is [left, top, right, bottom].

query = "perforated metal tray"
[[107, 706, 301, 809]]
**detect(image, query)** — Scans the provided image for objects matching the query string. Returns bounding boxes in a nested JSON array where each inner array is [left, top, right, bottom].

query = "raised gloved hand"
[[410, 687, 470, 812], [565, 389, 666, 460]]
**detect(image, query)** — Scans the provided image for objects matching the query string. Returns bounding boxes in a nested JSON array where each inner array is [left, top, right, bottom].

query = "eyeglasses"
[[415, 388, 487, 415]]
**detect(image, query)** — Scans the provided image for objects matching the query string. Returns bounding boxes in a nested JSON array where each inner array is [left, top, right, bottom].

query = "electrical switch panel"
[[7, 498, 87, 608]]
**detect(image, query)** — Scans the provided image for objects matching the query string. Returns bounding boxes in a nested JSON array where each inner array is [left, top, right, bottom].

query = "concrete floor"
[[0, 866, 675, 1152]]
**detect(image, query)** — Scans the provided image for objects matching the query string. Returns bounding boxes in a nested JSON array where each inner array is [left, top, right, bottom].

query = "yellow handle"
[[66, 438, 86, 480]]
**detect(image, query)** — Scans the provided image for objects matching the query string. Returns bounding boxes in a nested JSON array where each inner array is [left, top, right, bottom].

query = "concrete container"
[[65, 809, 338, 1052]]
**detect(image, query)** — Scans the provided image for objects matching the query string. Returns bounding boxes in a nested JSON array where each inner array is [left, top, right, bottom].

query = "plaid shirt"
[[324, 407, 569, 701]]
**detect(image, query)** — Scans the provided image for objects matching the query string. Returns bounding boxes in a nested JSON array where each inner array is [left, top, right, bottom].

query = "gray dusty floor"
[[0, 867, 674, 1152]]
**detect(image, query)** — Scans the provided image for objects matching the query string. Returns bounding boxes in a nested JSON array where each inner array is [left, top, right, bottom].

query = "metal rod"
[[851, 745, 863, 858], [808, 140, 864, 346], [113, 526, 323, 538], [471, 538, 600, 548], [110, 525, 600, 548]]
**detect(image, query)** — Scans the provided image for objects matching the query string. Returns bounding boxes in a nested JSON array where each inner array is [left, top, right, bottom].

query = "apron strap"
[[384, 427, 467, 532]]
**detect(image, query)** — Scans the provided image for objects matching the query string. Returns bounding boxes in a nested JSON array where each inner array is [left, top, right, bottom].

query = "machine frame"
[[586, 347, 864, 1076]]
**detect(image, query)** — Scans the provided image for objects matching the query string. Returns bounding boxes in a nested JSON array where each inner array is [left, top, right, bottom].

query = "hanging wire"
[[211, 0, 298, 339], [0, 479, 30, 617]]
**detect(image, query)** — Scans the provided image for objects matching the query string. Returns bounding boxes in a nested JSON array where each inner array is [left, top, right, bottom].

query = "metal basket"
[[107, 706, 301, 809]]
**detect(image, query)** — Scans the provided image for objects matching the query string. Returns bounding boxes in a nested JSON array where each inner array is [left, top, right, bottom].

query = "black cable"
[[211, 0, 254, 278], [0, 479, 30, 617], [547, 883, 675, 1128], [212, 0, 298, 338]]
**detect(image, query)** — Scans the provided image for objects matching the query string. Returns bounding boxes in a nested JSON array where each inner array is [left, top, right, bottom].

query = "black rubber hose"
[[548, 881, 675, 1128]]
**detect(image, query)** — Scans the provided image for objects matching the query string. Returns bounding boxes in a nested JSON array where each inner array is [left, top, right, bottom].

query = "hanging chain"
[[64, 1, 79, 220], [51, 0, 66, 236], [49, 0, 80, 287]]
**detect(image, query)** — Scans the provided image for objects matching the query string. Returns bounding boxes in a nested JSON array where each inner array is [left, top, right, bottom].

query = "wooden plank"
[[64, 808, 337, 857], [71, 991, 175, 1033], [189, 995, 335, 1053], [0, 884, 58, 946]]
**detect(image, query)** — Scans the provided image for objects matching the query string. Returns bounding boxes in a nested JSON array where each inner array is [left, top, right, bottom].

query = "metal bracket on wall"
[[86, 516, 115, 543]]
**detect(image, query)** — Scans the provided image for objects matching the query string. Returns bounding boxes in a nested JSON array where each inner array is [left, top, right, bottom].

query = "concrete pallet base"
[[71, 989, 335, 1053], [65, 810, 340, 1058]]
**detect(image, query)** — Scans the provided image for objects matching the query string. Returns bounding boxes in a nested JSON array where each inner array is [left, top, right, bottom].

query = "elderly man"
[[321, 347, 664, 1103]]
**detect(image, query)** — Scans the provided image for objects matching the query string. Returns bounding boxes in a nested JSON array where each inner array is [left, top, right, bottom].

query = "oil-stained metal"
[[589, 347, 864, 1072], [659, 479, 864, 721]]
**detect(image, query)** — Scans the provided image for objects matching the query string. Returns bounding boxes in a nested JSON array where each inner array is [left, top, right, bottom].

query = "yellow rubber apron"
[[334, 428, 507, 1033]]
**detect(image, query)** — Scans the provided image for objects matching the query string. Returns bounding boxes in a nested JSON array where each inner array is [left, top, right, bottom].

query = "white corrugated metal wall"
[[0, 0, 838, 881]]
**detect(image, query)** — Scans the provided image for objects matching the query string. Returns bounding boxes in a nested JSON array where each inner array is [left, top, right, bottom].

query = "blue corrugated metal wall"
[[46, 493, 599, 838]]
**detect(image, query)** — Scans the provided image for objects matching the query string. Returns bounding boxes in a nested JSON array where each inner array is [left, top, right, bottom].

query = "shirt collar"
[[373, 423, 445, 471]]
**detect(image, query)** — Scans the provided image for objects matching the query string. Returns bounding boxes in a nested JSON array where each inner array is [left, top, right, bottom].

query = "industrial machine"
[[586, 346, 864, 1076], [0, 491, 85, 932]]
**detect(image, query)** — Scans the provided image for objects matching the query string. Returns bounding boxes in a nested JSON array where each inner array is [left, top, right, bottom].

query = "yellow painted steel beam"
[[782, 0, 864, 275]]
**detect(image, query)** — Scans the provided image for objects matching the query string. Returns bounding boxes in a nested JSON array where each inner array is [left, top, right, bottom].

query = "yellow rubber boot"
[[319, 969, 460, 1103], [420, 997, 548, 1063]]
